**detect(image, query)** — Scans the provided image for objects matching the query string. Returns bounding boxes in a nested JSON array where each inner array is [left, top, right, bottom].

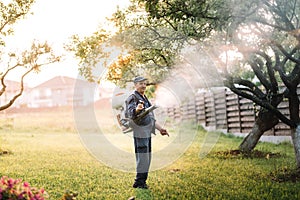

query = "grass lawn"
[[0, 130, 300, 200], [0, 108, 300, 199]]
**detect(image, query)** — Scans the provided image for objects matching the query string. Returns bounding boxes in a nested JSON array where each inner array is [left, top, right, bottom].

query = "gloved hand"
[[160, 128, 169, 137]]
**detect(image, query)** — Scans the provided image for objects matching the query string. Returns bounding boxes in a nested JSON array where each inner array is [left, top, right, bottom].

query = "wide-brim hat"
[[133, 76, 147, 83]]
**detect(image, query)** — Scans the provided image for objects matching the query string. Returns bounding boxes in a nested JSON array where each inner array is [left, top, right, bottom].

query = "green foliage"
[[145, 84, 156, 98], [67, 15, 179, 87], [67, 0, 300, 131], [65, 30, 110, 82], [66, 0, 232, 87], [0, 0, 35, 47], [141, 0, 231, 36]]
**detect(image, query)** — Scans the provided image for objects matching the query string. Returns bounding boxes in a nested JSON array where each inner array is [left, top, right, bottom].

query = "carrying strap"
[[124, 93, 138, 118]]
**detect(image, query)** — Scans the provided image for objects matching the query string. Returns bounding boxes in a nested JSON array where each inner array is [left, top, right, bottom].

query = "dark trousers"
[[134, 137, 152, 184]]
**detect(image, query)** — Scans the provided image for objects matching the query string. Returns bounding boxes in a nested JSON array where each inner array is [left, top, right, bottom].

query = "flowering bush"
[[0, 176, 48, 200]]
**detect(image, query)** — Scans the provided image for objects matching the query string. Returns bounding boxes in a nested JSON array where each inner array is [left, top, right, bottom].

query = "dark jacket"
[[126, 91, 153, 126]]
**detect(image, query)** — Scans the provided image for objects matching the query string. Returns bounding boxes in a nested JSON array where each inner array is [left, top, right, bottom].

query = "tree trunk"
[[239, 109, 279, 153], [287, 89, 300, 168], [291, 125, 300, 168]]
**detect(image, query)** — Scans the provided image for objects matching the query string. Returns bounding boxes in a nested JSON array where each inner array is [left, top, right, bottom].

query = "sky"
[[4, 0, 130, 87]]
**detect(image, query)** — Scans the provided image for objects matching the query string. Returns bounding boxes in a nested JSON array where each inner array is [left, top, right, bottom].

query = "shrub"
[[0, 176, 48, 200]]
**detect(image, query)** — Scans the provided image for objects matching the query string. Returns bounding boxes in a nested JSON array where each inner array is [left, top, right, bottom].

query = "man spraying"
[[126, 76, 169, 189]]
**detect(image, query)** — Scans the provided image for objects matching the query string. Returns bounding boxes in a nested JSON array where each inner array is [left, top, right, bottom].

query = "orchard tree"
[[67, 0, 230, 87], [67, 28, 176, 87], [134, 0, 300, 168], [209, 0, 300, 158], [66, 23, 178, 87], [0, 0, 61, 111], [68, 0, 300, 168]]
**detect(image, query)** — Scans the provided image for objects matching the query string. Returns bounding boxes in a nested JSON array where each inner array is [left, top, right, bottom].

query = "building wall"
[[1, 76, 102, 109]]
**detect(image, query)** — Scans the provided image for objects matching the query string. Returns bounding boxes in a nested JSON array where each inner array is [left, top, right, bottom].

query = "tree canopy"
[[67, 0, 300, 167], [222, 0, 300, 128], [67, 0, 300, 124], [133, 0, 300, 167], [115, 0, 300, 128], [67, 0, 231, 87]]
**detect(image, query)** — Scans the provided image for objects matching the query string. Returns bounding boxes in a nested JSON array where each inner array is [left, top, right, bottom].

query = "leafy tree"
[[0, 0, 60, 111], [67, 0, 230, 87], [214, 0, 300, 162], [67, 26, 176, 87], [68, 0, 300, 168], [137, 0, 300, 168]]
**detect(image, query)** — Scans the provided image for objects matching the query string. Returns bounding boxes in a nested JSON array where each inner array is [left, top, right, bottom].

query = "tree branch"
[[226, 83, 295, 128], [0, 67, 33, 111], [262, 0, 295, 31], [0, 12, 25, 32], [273, 42, 300, 64], [248, 59, 272, 91], [256, 51, 278, 93], [0, 63, 21, 96], [229, 77, 265, 98]]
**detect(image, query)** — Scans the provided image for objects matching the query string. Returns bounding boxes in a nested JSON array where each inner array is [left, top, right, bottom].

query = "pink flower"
[[0, 176, 7, 184], [23, 181, 30, 187], [7, 178, 14, 188], [40, 188, 45, 194], [18, 192, 26, 199], [0, 176, 48, 200]]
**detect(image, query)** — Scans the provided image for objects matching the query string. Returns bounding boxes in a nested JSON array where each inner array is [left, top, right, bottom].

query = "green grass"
[[1, 109, 300, 199], [0, 130, 299, 199]]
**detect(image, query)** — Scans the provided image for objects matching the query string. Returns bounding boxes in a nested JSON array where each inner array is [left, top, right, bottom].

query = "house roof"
[[1, 79, 29, 91], [4, 80, 20, 87], [33, 76, 96, 89]]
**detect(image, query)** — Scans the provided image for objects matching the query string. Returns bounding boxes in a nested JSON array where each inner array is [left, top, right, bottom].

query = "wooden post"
[[237, 95, 242, 133]]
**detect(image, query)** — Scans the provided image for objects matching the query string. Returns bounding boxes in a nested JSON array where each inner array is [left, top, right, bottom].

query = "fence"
[[161, 87, 291, 136]]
